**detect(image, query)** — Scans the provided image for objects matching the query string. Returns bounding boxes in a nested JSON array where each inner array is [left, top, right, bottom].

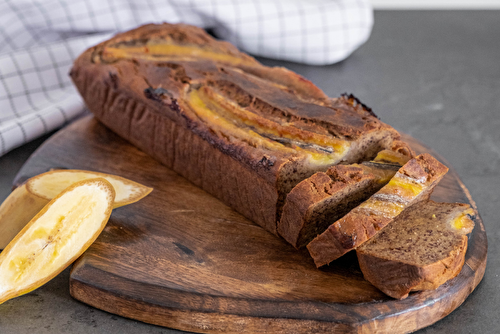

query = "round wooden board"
[[14, 116, 487, 334]]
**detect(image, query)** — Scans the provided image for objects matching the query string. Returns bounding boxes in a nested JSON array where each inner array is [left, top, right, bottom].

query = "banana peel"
[[0, 170, 152, 249], [26, 170, 152, 208], [0, 184, 48, 249]]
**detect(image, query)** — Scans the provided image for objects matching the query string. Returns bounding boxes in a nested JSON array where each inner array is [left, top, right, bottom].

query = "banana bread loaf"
[[70, 23, 411, 235], [356, 200, 475, 299]]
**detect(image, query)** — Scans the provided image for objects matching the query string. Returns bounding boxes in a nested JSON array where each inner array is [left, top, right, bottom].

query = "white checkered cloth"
[[0, 0, 373, 157]]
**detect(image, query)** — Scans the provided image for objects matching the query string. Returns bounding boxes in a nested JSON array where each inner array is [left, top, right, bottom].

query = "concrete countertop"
[[0, 10, 498, 333]]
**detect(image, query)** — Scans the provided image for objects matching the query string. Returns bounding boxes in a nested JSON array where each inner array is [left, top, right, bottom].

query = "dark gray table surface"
[[0, 10, 498, 333]]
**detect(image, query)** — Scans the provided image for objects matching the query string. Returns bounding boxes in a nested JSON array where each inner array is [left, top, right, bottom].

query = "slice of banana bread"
[[278, 151, 407, 249], [70, 23, 411, 235], [356, 201, 475, 299], [307, 153, 448, 267]]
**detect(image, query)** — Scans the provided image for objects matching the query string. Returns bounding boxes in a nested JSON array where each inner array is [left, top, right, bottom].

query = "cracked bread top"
[[71, 23, 407, 186]]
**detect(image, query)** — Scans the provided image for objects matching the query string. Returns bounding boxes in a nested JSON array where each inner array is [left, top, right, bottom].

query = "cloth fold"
[[0, 0, 373, 156]]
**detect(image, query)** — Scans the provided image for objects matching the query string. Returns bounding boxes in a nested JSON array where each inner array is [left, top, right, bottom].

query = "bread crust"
[[356, 239, 467, 299], [71, 52, 280, 233], [71, 23, 408, 235]]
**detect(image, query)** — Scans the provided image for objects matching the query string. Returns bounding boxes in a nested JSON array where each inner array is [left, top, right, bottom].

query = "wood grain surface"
[[14, 115, 487, 334]]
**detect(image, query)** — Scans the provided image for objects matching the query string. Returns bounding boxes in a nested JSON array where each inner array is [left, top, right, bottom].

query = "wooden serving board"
[[14, 116, 487, 334]]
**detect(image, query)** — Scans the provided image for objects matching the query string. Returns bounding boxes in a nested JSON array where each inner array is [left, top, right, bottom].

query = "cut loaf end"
[[356, 201, 475, 299]]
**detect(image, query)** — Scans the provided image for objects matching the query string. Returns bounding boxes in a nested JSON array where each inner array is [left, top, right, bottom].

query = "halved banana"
[[0, 184, 49, 249], [0, 178, 115, 304], [26, 170, 152, 208]]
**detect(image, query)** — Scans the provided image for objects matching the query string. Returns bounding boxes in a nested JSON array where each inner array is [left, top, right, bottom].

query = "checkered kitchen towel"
[[0, 0, 373, 157]]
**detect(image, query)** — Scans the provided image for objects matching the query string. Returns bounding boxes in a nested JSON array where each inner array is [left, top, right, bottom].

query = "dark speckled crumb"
[[358, 201, 474, 266]]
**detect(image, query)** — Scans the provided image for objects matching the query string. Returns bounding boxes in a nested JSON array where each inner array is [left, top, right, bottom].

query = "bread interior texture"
[[356, 201, 475, 299], [358, 201, 474, 266]]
